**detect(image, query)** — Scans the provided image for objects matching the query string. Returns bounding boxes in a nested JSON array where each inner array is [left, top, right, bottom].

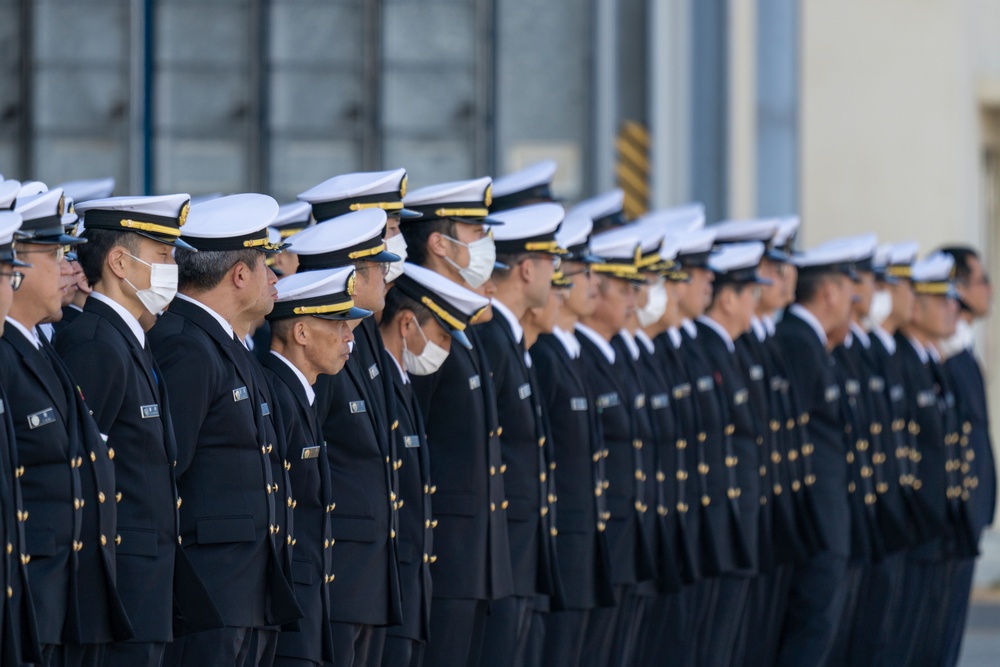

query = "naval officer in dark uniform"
[[939, 245, 995, 667], [477, 202, 566, 667], [531, 210, 615, 667], [0, 210, 42, 667], [264, 266, 373, 667], [3, 188, 133, 666], [151, 194, 302, 666], [379, 262, 491, 667], [285, 209, 403, 667], [773, 239, 860, 667], [400, 177, 515, 667], [57, 194, 220, 667]]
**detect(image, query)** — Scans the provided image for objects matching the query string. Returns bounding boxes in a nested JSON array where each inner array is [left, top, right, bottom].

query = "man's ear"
[[396, 310, 414, 339], [231, 258, 252, 289], [427, 231, 449, 259], [106, 246, 129, 280], [519, 257, 534, 283], [294, 319, 309, 346]]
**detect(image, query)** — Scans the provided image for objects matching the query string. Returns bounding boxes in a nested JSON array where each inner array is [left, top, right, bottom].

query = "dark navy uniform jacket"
[[653, 330, 705, 582], [945, 347, 996, 535], [894, 334, 978, 561], [478, 311, 562, 601], [149, 297, 301, 629], [314, 346, 402, 626], [0, 380, 41, 666], [410, 328, 514, 602], [263, 353, 335, 665], [0, 323, 132, 646], [532, 332, 615, 609], [57, 296, 217, 642], [774, 308, 850, 557], [576, 326, 656, 588], [695, 319, 761, 574], [677, 323, 751, 575], [385, 359, 434, 643]]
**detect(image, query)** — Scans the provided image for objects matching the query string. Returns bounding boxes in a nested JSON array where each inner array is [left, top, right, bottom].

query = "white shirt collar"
[[938, 318, 975, 360], [667, 326, 682, 349], [5, 317, 41, 349], [37, 322, 55, 343], [634, 328, 656, 354], [763, 314, 776, 336], [872, 326, 896, 355], [90, 291, 146, 346], [575, 322, 616, 363], [681, 318, 698, 338], [750, 315, 767, 342], [849, 321, 871, 349], [617, 329, 641, 361], [491, 298, 523, 344], [905, 335, 930, 364], [176, 293, 236, 341], [788, 303, 828, 347], [552, 326, 581, 359], [697, 315, 735, 353], [388, 350, 409, 385], [270, 350, 316, 405], [843, 331, 854, 349], [68, 303, 84, 313]]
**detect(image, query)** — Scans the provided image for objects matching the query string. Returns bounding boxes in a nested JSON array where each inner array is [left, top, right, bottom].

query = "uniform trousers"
[[103, 641, 165, 667], [423, 598, 488, 667], [478, 595, 534, 667], [697, 574, 750, 667], [635, 592, 685, 666], [897, 558, 955, 667], [578, 585, 626, 667], [941, 556, 977, 667], [381, 636, 424, 667], [775, 551, 849, 667], [164, 626, 258, 666], [522, 595, 548, 667], [847, 554, 906, 667], [540, 609, 591, 667], [35, 644, 105, 667], [328, 623, 381, 667]]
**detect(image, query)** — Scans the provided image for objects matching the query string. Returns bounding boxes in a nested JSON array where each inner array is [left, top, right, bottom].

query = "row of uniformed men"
[[0, 163, 993, 667]]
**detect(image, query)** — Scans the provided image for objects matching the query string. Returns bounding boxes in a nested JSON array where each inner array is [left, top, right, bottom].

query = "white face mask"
[[403, 319, 450, 376], [442, 234, 496, 289], [125, 253, 178, 315], [867, 289, 892, 329], [636, 278, 668, 328], [384, 233, 408, 284]]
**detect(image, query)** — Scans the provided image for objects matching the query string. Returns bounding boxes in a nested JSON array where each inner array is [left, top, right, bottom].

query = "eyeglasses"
[[0, 271, 24, 291], [18, 245, 66, 262], [561, 267, 591, 279], [358, 261, 390, 278]]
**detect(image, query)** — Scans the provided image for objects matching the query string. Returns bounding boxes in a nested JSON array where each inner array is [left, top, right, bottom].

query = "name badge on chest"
[[770, 377, 784, 392], [749, 365, 764, 381], [368, 364, 380, 380], [917, 390, 936, 408], [869, 376, 885, 393], [824, 385, 841, 403], [634, 393, 646, 410], [403, 435, 421, 448], [233, 386, 249, 402], [261, 402, 270, 416], [349, 400, 367, 414], [27, 407, 56, 430], [697, 376, 714, 393], [673, 383, 691, 399], [0, 398, 5, 415], [596, 392, 620, 409], [469, 375, 481, 391], [651, 394, 670, 410], [301, 446, 321, 460], [140, 404, 160, 419], [570, 397, 588, 412], [890, 385, 905, 402], [844, 380, 860, 396], [734, 389, 749, 406], [518, 383, 532, 400]]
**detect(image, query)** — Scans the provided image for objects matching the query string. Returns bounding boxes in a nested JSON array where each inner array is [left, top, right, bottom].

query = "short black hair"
[[380, 284, 433, 330], [707, 281, 748, 310], [795, 271, 833, 304], [176, 247, 260, 292], [938, 246, 979, 284], [77, 228, 140, 287], [400, 219, 457, 267]]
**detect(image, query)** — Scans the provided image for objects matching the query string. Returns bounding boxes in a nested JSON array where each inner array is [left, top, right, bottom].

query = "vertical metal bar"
[[727, 0, 756, 219], [593, 0, 617, 192], [648, 0, 690, 207], [247, 0, 266, 191], [18, 0, 33, 177], [130, 0, 146, 193], [364, 0, 381, 170], [473, 0, 496, 176]]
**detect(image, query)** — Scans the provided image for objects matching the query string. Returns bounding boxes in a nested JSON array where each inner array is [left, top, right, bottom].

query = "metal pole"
[[593, 0, 617, 192]]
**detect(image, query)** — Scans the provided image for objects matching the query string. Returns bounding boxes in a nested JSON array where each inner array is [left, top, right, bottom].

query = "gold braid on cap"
[[119, 219, 183, 237], [420, 296, 466, 331]]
